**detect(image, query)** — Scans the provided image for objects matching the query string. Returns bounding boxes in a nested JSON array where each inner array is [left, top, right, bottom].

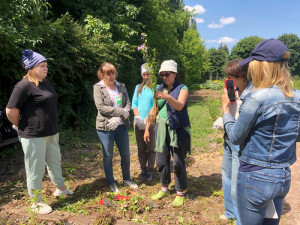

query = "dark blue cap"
[[22, 49, 47, 70], [239, 38, 289, 66]]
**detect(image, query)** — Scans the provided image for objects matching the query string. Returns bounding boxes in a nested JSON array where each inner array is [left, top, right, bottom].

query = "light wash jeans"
[[236, 167, 291, 225], [221, 138, 240, 222], [97, 125, 130, 185], [19, 133, 65, 201]]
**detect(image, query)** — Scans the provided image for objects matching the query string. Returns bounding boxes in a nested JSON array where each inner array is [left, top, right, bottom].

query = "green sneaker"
[[171, 195, 184, 207], [151, 190, 169, 200]]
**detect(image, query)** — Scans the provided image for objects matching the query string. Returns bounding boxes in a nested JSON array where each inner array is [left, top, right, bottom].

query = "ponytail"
[[137, 81, 146, 97]]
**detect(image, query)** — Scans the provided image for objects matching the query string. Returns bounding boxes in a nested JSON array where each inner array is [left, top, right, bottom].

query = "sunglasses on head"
[[159, 72, 173, 78]]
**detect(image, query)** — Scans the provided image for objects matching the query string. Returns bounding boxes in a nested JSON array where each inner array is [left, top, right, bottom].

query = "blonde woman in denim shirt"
[[222, 39, 300, 225]]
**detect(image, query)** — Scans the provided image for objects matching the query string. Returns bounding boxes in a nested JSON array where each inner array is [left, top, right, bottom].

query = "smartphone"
[[225, 79, 236, 103]]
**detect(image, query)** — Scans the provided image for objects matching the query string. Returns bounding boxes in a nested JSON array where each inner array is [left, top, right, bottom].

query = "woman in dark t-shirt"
[[6, 50, 73, 215]]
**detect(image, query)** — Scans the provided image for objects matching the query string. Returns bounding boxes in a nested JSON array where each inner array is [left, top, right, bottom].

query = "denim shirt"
[[223, 86, 300, 168]]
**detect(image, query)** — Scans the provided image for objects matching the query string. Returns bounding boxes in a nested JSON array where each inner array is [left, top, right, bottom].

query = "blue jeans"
[[97, 125, 131, 185], [221, 138, 240, 222], [236, 167, 291, 225]]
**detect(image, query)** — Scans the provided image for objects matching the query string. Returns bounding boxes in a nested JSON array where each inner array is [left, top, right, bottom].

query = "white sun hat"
[[159, 60, 177, 73]]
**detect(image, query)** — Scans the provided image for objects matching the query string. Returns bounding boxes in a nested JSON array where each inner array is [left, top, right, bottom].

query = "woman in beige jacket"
[[93, 62, 138, 193]]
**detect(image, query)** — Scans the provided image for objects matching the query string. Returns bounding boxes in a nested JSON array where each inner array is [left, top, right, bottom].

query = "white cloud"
[[218, 36, 236, 43], [220, 17, 235, 25], [184, 4, 206, 14], [208, 16, 236, 28], [208, 23, 223, 28], [206, 37, 236, 44], [195, 18, 205, 23]]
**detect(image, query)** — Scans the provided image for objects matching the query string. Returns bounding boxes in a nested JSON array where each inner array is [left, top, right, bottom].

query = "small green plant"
[[212, 190, 223, 197], [27, 189, 46, 224]]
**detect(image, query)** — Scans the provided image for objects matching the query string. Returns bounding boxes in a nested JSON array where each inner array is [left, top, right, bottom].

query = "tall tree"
[[278, 33, 300, 76], [180, 28, 209, 85], [206, 47, 227, 80], [229, 36, 264, 60]]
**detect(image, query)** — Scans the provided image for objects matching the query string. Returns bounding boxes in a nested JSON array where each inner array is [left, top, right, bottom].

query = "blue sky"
[[183, 0, 300, 51]]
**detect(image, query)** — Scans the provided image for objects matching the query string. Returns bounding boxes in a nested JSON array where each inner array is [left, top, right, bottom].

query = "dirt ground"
[[0, 89, 299, 225]]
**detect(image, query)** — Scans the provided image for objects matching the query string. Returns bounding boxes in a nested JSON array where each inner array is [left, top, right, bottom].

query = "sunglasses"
[[159, 72, 173, 78]]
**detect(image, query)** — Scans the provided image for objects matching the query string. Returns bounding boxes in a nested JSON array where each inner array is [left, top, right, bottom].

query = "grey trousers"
[[135, 125, 156, 174], [19, 134, 65, 201]]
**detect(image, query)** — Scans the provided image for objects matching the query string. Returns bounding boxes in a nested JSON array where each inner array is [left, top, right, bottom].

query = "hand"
[[144, 128, 150, 143], [136, 117, 146, 130], [222, 88, 230, 114], [123, 109, 130, 119], [12, 125, 18, 131], [107, 117, 121, 130], [154, 91, 168, 100]]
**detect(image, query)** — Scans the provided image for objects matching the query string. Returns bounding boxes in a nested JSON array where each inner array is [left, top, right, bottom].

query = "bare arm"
[[6, 108, 20, 127], [155, 88, 188, 111], [143, 105, 155, 143], [133, 108, 139, 117]]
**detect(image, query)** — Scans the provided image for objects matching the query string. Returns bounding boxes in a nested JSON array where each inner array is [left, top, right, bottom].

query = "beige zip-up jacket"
[[93, 80, 131, 131]]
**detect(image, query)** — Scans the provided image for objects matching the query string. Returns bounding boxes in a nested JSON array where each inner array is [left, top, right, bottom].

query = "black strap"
[[158, 100, 166, 111]]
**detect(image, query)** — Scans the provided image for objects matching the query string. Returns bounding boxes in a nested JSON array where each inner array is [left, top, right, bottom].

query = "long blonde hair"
[[23, 70, 40, 86], [247, 51, 293, 98]]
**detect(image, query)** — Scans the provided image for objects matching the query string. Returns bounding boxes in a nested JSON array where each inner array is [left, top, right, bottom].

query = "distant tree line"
[[206, 34, 300, 80]]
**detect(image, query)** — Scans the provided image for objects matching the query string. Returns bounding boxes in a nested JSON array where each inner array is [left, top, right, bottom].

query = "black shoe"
[[138, 172, 146, 180], [144, 173, 153, 181]]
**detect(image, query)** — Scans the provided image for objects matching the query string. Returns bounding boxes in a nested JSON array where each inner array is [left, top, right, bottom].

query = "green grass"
[[188, 97, 223, 151], [293, 80, 300, 90]]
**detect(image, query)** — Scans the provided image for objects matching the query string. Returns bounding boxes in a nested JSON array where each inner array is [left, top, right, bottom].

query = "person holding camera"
[[6, 50, 73, 214], [93, 62, 138, 194], [132, 63, 156, 181], [215, 59, 252, 223], [222, 39, 300, 225], [144, 60, 191, 207]]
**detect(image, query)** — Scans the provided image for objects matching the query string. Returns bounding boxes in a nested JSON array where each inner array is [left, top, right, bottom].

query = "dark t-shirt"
[[6, 78, 58, 138]]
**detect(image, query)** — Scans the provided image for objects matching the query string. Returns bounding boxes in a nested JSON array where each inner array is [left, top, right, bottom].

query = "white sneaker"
[[109, 183, 120, 194], [124, 180, 138, 189], [53, 188, 74, 197], [31, 202, 53, 214]]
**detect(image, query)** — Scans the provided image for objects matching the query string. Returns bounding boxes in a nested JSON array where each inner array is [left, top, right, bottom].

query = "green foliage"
[[293, 80, 300, 90], [36, 14, 106, 128], [190, 80, 223, 90], [180, 28, 210, 85], [229, 36, 265, 60], [0, 0, 209, 128], [206, 47, 228, 80], [138, 33, 159, 91], [0, 0, 50, 105], [278, 33, 300, 76]]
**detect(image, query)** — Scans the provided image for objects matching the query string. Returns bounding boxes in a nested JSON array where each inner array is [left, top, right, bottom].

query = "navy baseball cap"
[[239, 38, 289, 66]]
